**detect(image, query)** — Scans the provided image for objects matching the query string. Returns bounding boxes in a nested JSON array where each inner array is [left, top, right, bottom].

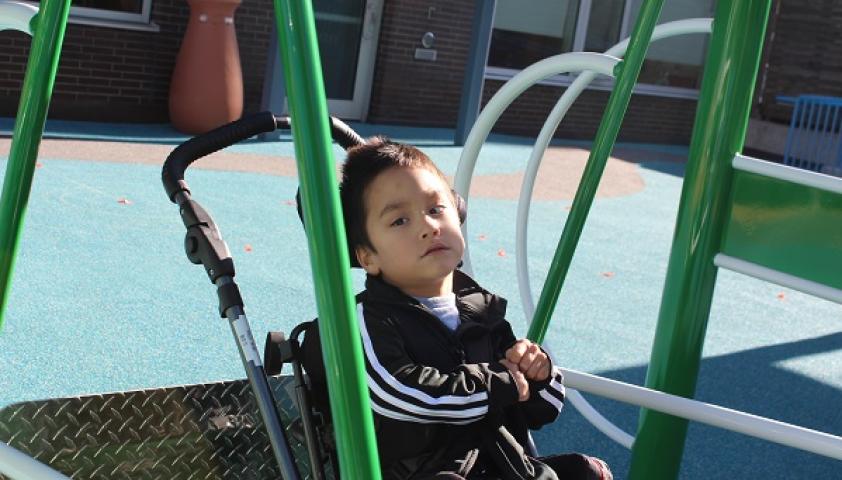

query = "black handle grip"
[[329, 117, 365, 150], [162, 112, 278, 203], [162, 112, 364, 203]]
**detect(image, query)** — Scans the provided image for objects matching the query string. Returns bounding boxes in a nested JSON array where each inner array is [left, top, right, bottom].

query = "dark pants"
[[427, 453, 612, 480]]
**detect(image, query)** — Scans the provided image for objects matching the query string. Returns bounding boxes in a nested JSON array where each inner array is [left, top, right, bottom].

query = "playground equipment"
[[782, 95, 842, 176], [0, 0, 841, 479]]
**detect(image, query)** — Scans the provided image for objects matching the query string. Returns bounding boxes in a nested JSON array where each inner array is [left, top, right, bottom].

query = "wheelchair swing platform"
[[0, 376, 320, 479]]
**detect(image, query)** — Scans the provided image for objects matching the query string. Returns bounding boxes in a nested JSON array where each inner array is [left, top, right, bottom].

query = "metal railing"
[[783, 95, 842, 176]]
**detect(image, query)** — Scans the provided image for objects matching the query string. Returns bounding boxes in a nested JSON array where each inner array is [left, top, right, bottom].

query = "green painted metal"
[[722, 169, 842, 290], [628, 1, 773, 479], [0, 0, 70, 331], [272, 1, 381, 478], [527, 0, 664, 343]]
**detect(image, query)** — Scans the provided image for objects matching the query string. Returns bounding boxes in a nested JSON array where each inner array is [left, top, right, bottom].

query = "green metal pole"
[[0, 0, 70, 330], [628, 1, 773, 479], [272, 1, 381, 479], [527, 0, 664, 343]]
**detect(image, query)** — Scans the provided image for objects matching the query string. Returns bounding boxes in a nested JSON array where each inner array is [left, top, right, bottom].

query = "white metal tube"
[[733, 153, 842, 194], [0, 0, 38, 35], [455, 52, 621, 274], [563, 367, 842, 461], [513, 18, 714, 448], [713, 254, 842, 305], [517, 18, 713, 321], [0, 442, 70, 480]]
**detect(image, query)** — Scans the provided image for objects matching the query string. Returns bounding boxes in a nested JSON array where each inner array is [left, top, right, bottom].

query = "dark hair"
[[339, 136, 450, 261]]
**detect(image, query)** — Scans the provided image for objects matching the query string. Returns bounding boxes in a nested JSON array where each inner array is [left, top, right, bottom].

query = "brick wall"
[[756, 0, 842, 123], [367, 0, 474, 127], [0, 0, 272, 122], [367, 0, 697, 143], [482, 82, 698, 144], [2, 0, 838, 143]]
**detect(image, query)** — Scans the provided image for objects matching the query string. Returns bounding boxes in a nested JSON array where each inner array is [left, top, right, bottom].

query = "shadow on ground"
[[534, 332, 842, 479]]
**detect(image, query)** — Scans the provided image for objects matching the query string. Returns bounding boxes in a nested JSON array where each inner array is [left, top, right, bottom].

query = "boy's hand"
[[505, 339, 550, 382], [499, 359, 530, 401]]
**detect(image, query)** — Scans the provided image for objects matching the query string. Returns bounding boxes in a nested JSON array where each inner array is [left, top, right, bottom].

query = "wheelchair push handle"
[[161, 112, 365, 203]]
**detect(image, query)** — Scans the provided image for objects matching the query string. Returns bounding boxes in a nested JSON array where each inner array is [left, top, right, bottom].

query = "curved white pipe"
[[516, 18, 713, 320], [567, 388, 635, 448], [455, 19, 713, 448], [0, 1, 38, 35], [454, 52, 621, 275], [515, 19, 713, 448]]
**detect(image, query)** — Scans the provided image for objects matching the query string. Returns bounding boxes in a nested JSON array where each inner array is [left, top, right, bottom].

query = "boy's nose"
[[420, 216, 441, 238]]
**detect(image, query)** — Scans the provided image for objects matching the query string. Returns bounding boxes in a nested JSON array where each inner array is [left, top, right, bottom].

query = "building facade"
[[0, 0, 838, 145]]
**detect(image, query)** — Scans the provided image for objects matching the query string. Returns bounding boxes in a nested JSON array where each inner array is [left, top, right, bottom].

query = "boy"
[[337, 137, 611, 480]]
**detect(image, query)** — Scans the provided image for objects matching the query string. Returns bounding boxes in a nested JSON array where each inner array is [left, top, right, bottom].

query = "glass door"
[[314, 0, 382, 120]]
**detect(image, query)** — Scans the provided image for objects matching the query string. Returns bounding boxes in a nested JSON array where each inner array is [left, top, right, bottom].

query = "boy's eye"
[[428, 205, 446, 215], [390, 217, 408, 227]]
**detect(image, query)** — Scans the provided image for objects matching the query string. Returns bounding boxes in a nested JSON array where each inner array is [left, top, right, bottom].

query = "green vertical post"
[[272, 1, 381, 479], [628, 1, 773, 479], [527, 0, 664, 343], [0, 0, 71, 330]]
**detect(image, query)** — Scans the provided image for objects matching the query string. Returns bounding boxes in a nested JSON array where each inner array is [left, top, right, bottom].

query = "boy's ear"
[[355, 246, 380, 276]]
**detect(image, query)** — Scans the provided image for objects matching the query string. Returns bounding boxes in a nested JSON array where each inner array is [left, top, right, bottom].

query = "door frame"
[[324, 0, 383, 120]]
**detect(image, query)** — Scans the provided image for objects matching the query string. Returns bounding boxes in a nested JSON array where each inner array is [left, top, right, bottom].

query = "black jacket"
[[348, 271, 566, 479]]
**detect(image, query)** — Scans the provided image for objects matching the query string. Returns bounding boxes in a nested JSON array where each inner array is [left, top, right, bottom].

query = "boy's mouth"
[[422, 243, 449, 257]]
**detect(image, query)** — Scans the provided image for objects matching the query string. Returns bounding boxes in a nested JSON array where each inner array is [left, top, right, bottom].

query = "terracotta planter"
[[169, 0, 243, 134]]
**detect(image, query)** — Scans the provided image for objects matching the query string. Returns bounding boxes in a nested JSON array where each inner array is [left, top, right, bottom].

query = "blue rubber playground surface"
[[0, 118, 840, 478]]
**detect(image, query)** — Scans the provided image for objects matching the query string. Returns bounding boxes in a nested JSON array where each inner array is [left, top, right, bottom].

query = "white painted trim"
[[733, 154, 842, 195], [572, 0, 592, 52], [562, 368, 842, 461], [713, 254, 842, 305]]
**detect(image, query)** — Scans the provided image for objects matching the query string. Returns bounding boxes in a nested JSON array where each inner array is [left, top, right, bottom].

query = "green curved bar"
[[0, 0, 70, 330], [272, 1, 381, 478], [628, 1, 773, 479]]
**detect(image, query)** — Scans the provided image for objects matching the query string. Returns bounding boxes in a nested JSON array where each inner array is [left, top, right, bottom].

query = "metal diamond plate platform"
[[0, 376, 324, 479]]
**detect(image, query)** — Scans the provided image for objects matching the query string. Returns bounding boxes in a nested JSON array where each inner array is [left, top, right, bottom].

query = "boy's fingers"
[[526, 359, 550, 381], [499, 359, 518, 373], [506, 340, 531, 363], [517, 343, 541, 372], [526, 359, 544, 379]]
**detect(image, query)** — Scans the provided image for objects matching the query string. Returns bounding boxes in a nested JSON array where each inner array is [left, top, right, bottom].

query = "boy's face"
[[356, 166, 465, 298]]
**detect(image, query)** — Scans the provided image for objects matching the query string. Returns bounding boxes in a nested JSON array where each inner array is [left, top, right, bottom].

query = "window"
[[29, 0, 155, 30], [487, 0, 715, 97], [628, 0, 714, 90], [488, 0, 580, 70]]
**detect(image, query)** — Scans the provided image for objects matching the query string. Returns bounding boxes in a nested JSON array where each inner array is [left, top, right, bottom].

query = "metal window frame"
[[487, 0, 709, 99], [25, 0, 155, 30]]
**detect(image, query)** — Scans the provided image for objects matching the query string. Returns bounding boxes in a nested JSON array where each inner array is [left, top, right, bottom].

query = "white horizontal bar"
[[714, 254, 842, 305], [733, 154, 842, 194], [561, 368, 842, 461], [0, 442, 70, 480]]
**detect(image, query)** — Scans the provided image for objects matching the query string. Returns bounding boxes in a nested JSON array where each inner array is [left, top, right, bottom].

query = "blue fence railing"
[[782, 95, 842, 176]]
